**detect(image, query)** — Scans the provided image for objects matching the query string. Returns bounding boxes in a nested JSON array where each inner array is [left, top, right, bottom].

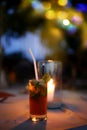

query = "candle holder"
[[37, 60, 62, 109]]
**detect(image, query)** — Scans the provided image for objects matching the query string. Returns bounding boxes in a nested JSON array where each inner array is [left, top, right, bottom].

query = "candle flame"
[[47, 78, 55, 102], [47, 78, 55, 90]]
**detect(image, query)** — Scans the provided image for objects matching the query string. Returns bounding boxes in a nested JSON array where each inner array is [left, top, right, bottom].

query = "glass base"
[[30, 114, 47, 122]]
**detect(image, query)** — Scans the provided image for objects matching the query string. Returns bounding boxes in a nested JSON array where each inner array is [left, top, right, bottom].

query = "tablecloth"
[[0, 88, 87, 130]]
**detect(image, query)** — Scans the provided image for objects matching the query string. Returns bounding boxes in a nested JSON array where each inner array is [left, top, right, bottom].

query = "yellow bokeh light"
[[43, 2, 51, 10], [57, 11, 68, 19], [19, 0, 29, 9], [57, 0, 68, 6], [45, 10, 56, 20]]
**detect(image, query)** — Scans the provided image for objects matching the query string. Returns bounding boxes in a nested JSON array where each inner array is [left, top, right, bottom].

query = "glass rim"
[[37, 60, 62, 65]]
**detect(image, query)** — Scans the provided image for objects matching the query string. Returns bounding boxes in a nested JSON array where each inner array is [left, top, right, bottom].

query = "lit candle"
[[47, 78, 55, 102]]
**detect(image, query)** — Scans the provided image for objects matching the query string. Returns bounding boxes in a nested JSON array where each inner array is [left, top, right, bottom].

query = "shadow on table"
[[12, 119, 47, 130], [68, 125, 87, 130]]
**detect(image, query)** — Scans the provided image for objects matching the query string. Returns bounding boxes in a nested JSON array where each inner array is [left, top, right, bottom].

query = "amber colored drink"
[[28, 79, 47, 121]]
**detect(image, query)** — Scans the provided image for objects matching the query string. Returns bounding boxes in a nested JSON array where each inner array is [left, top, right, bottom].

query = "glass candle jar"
[[37, 60, 62, 109]]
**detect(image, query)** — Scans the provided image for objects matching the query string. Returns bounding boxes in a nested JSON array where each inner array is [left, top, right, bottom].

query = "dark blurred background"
[[0, 0, 87, 89]]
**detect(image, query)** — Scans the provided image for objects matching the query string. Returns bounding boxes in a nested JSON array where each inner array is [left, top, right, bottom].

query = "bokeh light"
[[71, 15, 83, 25], [67, 24, 77, 34], [63, 19, 70, 26], [31, 0, 44, 11], [57, 0, 68, 6], [76, 3, 87, 12], [43, 2, 51, 10], [57, 11, 68, 19], [45, 10, 56, 20]]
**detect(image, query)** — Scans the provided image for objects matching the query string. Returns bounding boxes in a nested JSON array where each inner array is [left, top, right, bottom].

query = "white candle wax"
[[47, 78, 55, 102]]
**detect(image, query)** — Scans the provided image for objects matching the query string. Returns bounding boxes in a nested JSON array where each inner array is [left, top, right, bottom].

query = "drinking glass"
[[27, 79, 47, 121], [37, 60, 62, 108]]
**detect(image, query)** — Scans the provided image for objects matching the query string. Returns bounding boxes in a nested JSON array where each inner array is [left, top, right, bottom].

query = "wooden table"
[[0, 88, 87, 130]]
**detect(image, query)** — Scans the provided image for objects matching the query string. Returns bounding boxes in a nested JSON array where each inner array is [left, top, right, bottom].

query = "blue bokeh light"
[[76, 3, 87, 12]]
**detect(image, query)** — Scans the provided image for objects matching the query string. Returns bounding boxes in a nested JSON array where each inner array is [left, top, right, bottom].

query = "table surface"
[[0, 88, 87, 130]]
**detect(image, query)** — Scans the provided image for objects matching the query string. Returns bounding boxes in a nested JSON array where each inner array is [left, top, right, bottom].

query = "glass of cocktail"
[[27, 79, 47, 122]]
